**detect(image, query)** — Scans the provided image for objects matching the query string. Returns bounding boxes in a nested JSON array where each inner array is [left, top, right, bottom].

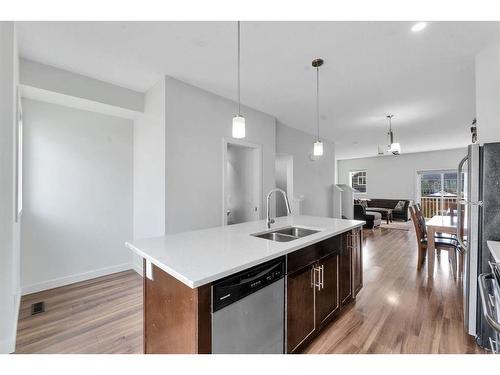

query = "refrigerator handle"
[[456, 154, 468, 250]]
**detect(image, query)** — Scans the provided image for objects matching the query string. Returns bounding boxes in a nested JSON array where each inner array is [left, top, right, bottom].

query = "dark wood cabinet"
[[339, 233, 352, 306], [286, 264, 316, 353], [316, 253, 339, 326], [286, 242, 342, 353]]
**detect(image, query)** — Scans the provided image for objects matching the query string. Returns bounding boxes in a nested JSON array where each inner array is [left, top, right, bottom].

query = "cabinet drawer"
[[287, 235, 341, 275]]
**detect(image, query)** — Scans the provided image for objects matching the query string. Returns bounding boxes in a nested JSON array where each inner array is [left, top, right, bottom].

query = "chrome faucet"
[[266, 188, 292, 229]]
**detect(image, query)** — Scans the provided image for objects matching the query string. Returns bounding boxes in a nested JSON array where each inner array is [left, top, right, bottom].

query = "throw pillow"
[[394, 200, 406, 211], [359, 200, 368, 209]]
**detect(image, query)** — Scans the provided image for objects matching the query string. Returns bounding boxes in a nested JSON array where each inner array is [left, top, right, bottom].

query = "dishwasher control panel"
[[212, 256, 285, 312]]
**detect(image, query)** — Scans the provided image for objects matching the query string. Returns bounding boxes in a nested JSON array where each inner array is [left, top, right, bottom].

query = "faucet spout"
[[266, 188, 292, 229]]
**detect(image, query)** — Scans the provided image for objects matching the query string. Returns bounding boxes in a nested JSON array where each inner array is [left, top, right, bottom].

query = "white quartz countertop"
[[487, 241, 500, 263], [126, 215, 364, 288]]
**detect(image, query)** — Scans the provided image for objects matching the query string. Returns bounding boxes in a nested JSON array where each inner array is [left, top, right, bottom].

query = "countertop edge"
[[126, 220, 364, 289]]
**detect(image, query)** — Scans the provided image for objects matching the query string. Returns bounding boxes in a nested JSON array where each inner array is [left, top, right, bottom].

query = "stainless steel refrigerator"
[[458, 142, 500, 350]]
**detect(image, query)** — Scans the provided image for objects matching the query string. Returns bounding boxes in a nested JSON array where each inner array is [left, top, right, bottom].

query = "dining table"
[[426, 214, 460, 276]]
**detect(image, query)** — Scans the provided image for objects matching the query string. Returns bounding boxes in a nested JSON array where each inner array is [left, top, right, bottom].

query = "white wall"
[[21, 99, 134, 294], [164, 77, 276, 234], [132, 79, 166, 273], [475, 45, 500, 144], [0, 21, 20, 354], [275, 155, 291, 217], [337, 148, 467, 201], [276, 122, 336, 217], [133, 79, 166, 240]]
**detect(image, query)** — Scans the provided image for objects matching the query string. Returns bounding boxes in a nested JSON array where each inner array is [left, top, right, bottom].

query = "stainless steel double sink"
[[251, 226, 321, 242]]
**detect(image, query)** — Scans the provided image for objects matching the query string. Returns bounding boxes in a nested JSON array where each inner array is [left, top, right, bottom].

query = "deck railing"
[[420, 196, 458, 218]]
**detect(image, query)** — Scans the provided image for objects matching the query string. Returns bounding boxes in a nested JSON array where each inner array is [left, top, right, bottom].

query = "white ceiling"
[[16, 21, 500, 159]]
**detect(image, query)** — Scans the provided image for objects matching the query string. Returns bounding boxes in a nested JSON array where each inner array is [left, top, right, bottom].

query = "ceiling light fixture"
[[312, 58, 324, 157], [411, 22, 427, 33], [232, 21, 245, 139], [386, 115, 401, 155]]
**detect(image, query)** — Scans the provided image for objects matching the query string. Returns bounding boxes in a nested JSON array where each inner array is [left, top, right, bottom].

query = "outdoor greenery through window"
[[418, 170, 458, 218], [350, 170, 367, 193]]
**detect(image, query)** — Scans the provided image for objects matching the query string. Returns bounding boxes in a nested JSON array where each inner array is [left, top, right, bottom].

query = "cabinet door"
[[316, 253, 339, 326], [352, 230, 363, 296], [339, 233, 352, 306], [286, 265, 315, 353]]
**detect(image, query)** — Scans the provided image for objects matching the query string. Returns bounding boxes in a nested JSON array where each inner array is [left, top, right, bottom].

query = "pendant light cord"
[[316, 66, 320, 141], [237, 21, 241, 116]]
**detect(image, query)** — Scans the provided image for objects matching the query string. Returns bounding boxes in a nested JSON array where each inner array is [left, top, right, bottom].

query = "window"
[[417, 170, 458, 218], [16, 93, 23, 220], [350, 170, 367, 193]]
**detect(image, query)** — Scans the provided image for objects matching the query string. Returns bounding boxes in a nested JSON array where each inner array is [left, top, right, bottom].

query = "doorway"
[[222, 138, 262, 226], [416, 170, 459, 218], [275, 154, 293, 217]]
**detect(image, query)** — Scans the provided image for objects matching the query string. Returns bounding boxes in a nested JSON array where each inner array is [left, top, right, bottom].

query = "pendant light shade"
[[232, 115, 246, 138], [232, 21, 246, 139], [312, 58, 324, 157], [389, 142, 401, 154], [386, 115, 401, 155], [313, 140, 324, 156]]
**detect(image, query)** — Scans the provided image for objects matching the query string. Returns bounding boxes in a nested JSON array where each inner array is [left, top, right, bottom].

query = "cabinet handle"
[[311, 266, 315, 289], [313, 266, 322, 291], [314, 265, 324, 291]]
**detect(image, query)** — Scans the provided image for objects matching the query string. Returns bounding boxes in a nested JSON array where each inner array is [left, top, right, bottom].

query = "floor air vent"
[[31, 301, 45, 316]]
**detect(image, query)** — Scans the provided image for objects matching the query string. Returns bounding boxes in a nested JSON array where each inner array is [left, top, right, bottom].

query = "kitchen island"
[[126, 215, 364, 354]]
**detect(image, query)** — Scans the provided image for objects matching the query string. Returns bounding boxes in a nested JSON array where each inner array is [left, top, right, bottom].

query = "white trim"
[[21, 263, 134, 296]]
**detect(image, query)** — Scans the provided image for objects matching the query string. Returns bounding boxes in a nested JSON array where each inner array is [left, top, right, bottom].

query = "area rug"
[[379, 219, 413, 231]]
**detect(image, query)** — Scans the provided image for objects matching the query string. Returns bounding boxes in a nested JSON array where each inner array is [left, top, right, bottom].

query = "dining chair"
[[409, 205, 460, 275], [414, 202, 464, 277]]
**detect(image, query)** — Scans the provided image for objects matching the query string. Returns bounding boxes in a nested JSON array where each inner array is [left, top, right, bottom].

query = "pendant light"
[[232, 21, 245, 139], [386, 115, 401, 155], [312, 58, 324, 156]]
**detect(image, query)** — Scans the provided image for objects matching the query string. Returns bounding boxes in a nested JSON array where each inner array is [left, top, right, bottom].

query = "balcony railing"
[[420, 196, 458, 218]]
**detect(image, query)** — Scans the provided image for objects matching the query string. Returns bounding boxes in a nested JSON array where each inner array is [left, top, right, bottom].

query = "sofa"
[[354, 204, 382, 229], [365, 198, 411, 221]]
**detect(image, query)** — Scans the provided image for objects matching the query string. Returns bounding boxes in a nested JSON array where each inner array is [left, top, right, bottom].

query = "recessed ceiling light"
[[411, 22, 427, 33]]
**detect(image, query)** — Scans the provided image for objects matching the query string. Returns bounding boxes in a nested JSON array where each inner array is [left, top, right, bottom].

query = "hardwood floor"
[[304, 227, 484, 354], [15, 227, 484, 354], [15, 271, 143, 354]]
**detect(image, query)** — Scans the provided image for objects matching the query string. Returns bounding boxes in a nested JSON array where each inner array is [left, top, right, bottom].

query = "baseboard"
[[21, 263, 134, 296]]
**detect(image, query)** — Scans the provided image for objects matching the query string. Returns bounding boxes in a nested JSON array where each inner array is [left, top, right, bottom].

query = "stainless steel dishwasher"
[[212, 256, 285, 354]]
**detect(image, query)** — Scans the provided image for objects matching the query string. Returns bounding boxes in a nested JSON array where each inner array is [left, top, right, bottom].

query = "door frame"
[[222, 137, 263, 226]]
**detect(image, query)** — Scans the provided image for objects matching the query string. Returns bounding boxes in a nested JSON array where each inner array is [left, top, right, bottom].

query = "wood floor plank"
[[15, 227, 485, 354]]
